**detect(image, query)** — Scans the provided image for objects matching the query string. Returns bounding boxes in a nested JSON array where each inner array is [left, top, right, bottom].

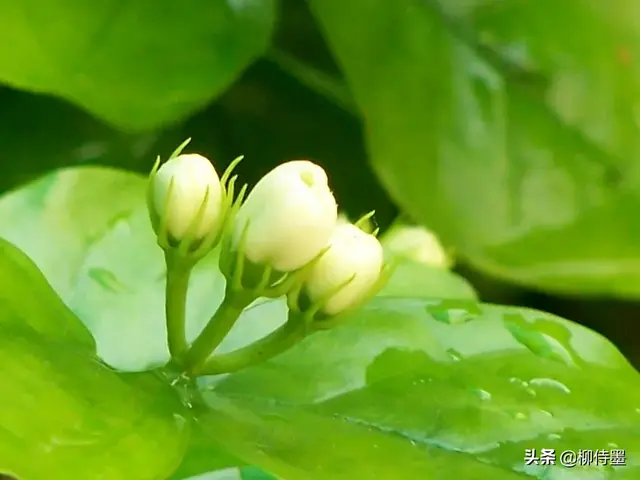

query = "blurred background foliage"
[[1, 0, 639, 367]]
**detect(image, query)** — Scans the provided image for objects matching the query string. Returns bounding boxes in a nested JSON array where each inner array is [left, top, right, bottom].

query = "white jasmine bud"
[[304, 223, 384, 316], [382, 225, 449, 268], [152, 153, 224, 243], [232, 160, 338, 272]]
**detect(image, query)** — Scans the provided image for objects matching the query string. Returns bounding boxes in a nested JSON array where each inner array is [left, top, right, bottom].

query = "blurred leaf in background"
[[308, 0, 640, 297], [5, 0, 640, 300], [0, 0, 276, 130]]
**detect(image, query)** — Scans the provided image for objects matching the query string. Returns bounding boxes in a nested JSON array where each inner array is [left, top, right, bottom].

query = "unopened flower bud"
[[152, 154, 224, 243], [305, 223, 384, 316], [232, 160, 338, 272], [382, 225, 449, 268]]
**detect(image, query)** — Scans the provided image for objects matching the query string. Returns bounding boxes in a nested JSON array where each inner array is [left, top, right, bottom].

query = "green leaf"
[[0, 239, 189, 479], [207, 297, 640, 478], [0, 167, 286, 371], [0, 0, 276, 131], [169, 422, 248, 480], [0, 167, 146, 299], [0, 237, 93, 346], [0, 165, 485, 479], [0, 165, 472, 371], [0, 88, 157, 193], [308, 0, 640, 297], [200, 394, 525, 479], [380, 258, 477, 300], [179, 466, 278, 480], [64, 200, 288, 371], [3, 166, 637, 478]]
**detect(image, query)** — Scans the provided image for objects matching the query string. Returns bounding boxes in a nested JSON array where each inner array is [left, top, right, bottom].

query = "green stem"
[[265, 48, 359, 116], [194, 318, 308, 376], [182, 292, 252, 375], [165, 252, 193, 362]]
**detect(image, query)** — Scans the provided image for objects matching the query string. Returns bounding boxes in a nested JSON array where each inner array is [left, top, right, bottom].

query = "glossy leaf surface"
[[1, 167, 638, 478], [309, 0, 640, 297], [0, 167, 286, 371], [0, 0, 276, 130], [0, 238, 189, 479], [208, 297, 640, 478]]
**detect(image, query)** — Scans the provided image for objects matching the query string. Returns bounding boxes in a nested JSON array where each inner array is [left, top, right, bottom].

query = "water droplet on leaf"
[[529, 377, 571, 395], [446, 348, 463, 361], [474, 389, 492, 401]]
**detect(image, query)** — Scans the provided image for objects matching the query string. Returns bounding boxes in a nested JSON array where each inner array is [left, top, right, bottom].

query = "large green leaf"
[[2, 166, 638, 478], [0, 238, 189, 479], [169, 421, 249, 480], [309, 0, 640, 297], [0, 167, 465, 371], [0, 0, 276, 131], [0, 167, 275, 478], [207, 297, 640, 478], [0, 237, 93, 346], [0, 167, 145, 300], [0, 88, 145, 193], [0, 167, 286, 371], [0, 86, 211, 194], [62, 201, 288, 370], [200, 394, 525, 479], [0, 166, 481, 478]]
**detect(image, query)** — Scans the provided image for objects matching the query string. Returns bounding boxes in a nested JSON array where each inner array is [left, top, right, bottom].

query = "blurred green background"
[[1, 0, 639, 367]]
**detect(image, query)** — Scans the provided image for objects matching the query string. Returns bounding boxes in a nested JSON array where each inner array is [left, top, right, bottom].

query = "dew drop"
[[508, 377, 529, 388], [547, 433, 562, 441], [474, 389, 492, 401], [446, 348, 463, 362], [529, 378, 571, 394], [428, 300, 482, 324], [504, 315, 575, 366], [514, 412, 528, 420]]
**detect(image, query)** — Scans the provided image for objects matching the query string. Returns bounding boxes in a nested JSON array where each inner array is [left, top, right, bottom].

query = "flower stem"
[[182, 292, 253, 375], [265, 48, 358, 117], [164, 251, 193, 363], [194, 317, 309, 376]]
